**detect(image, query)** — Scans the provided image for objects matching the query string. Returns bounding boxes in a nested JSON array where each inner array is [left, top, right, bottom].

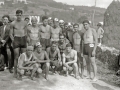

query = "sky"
[[54, 0, 113, 8]]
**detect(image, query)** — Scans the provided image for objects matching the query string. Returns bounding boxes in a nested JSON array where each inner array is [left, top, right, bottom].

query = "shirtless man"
[[46, 42, 62, 73], [40, 16, 51, 50], [33, 42, 50, 80], [82, 20, 98, 81], [62, 43, 79, 79], [17, 46, 40, 80], [27, 17, 40, 46], [51, 18, 62, 43], [10, 10, 27, 77], [73, 23, 86, 78]]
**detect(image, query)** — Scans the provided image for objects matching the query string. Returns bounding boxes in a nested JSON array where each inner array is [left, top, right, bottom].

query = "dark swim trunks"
[[13, 36, 27, 49], [40, 38, 51, 50], [83, 44, 94, 57]]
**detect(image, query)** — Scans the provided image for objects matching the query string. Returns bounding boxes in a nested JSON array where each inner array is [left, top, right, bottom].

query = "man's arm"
[[67, 51, 77, 64], [57, 49, 61, 62], [92, 29, 98, 52], [26, 26, 30, 43], [62, 53, 66, 65], [9, 23, 14, 41]]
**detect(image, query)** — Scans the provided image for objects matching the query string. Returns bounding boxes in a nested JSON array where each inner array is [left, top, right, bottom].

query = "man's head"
[[2, 15, 10, 25], [48, 17, 53, 26], [59, 20, 64, 29], [73, 23, 79, 32], [66, 43, 72, 53], [97, 23, 102, 28], [83, 20, 90, 30], [64, 22, 68, 30], [59, 34, 65, 43], [51, 42, 57, 51], [68, 22, 73, 31], [54, 18, 59, 28], [24, 17, 30, 24], [26, 46, 34, 56], [42, 16, 48, 26], [31, 17, 37, 26], [16, 10, 23, 21], [35, 42, 42, 53]]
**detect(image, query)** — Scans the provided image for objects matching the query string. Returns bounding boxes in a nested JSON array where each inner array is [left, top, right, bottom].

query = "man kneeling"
[[33, 42, 50, 80], [46, 42, 62, 74], [62, 43, 79, 79], [17, 46, 40, 80]]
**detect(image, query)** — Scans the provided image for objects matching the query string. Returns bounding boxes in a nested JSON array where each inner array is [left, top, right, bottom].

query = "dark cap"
[[82, 20, 90, 24]]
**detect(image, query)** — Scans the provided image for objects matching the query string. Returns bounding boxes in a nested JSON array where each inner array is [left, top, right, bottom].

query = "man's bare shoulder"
[[71, 49, 77, 54]]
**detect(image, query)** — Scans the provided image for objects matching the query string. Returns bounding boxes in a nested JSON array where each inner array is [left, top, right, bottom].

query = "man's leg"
[[80, 57, 86, 78], [90, 57, 97, 81], [1, 44, 8, 68], [30, 63, 39, 80], [17, 69, 25, 80], [45, 62, 50, 80], [9, 46, 14, 72], [84, 55, 91, 78], [14, 48, 20, 78], [72, 63, 79, 79]]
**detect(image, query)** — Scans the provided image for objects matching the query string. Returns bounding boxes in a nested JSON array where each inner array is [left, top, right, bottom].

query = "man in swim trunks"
[[26, 17, 40, 46], [40, 16, 51, 50], [46, 42, 62, 74], [82, 20, 98, 81], [10, 10, 28, 77], [62, 43, 79, 79], [17, 46, 40, 80], [50, 18, 62, 43], [33, 42, 50, 80]]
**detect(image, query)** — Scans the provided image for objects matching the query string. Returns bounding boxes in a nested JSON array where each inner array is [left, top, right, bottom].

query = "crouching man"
[[46, 42, 62, 74], [17, 46, 40, 80], [33, 42, 50, 80], [62, 43, 79, 79]]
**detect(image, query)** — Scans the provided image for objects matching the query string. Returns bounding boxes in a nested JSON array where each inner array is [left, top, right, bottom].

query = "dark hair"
[[97, 23, 102, 26], [64, 22, 68, 26], [42, 16, 48, 21], [2, 15, 10, 21], [73, 23, 79, 27], [82, 20, 90, 24], [16, 10, 23, 14], [66, 43, 72, 47], [24, 17, 29, 20]]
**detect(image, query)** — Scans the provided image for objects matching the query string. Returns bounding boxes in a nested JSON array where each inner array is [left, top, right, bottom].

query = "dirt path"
[[0, 70, 119, 90]]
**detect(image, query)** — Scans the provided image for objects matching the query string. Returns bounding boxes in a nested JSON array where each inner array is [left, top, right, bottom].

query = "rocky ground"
[[0, 60, 120, 90]]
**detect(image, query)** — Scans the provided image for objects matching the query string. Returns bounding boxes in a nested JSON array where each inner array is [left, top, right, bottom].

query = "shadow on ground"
[[92, 83, 114, 90]]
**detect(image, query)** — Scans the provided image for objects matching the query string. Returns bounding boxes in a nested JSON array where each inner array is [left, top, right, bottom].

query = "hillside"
[[0, 0, 106, 24]]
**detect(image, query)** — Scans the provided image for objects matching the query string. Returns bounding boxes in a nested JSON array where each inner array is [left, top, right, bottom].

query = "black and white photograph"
[[0, 0, 120, 90]]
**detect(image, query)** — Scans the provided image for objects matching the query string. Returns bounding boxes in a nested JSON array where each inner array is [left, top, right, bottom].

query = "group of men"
[[0, 9, 98, 81]]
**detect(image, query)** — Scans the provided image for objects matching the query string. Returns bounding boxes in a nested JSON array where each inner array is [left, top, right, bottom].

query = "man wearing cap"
[[17, 46, 40, 80], [59, 20, 64, 30], [66, 22, 74, 48], [26, 17, 41, 46], [33, 42, 50, 80], [46, 42, 62, 74], [82, 20, 98, 81], [62, 43, 79, 79], [40, 16, 51, 50], [97, 23, 104, 46], [50, 18, 62, 43], [10, 10, 28, 77], [48, 17, 54, 27]]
